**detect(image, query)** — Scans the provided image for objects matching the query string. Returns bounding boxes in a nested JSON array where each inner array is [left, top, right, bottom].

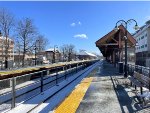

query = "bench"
[[128, 71, 150, 105], [128, 71, 150, 94]]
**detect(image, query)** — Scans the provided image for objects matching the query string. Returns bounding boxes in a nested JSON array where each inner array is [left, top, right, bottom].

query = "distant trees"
[[60, 44, 76, 61], [0, 8, 14, 68]]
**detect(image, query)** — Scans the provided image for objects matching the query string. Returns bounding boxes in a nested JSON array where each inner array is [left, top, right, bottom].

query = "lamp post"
[[114, 19, 139, 77], [53, 45, 58, 63]]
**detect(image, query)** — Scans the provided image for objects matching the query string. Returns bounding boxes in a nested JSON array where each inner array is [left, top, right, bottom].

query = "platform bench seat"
[[128, 71, 150, 94]]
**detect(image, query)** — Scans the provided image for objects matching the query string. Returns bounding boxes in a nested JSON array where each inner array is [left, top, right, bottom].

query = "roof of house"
[[45, 48, 59, 52], [77, 50, 97, 57]]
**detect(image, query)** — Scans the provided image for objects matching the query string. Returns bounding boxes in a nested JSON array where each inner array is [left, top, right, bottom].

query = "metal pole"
[[11, 76, 16, 108], [82, 63, 84, 70], [40, 71, 43, 92], [64, 66, 67, 79], [69, 65, 71, 74], [65, 65, 67, 79], [53, 47, 55, 63], [76, 63, 78, 73], [67, 64, 70, 75], [35, 45, 37, 66], [56, 67, 59, 85], [124, 25, 128, 78], [149, 68, 150, 91]]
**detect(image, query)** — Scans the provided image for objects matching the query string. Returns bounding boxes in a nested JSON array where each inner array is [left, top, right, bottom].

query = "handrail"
[[0, 59, 98, 81], [0, 60, 99, 111]]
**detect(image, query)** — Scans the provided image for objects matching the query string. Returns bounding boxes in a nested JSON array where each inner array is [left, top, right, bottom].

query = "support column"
[[111, 53, 113, 63], [113, 50, 116, 67], [119, 50, 122, 62]]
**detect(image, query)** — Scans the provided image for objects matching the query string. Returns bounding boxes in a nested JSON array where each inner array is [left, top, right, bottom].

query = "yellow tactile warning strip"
[[54, 77, 93, 113]]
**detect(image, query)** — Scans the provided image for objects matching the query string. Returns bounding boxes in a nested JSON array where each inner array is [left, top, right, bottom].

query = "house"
[[77, 50, 98, 60], [39, 48, 61, 63]]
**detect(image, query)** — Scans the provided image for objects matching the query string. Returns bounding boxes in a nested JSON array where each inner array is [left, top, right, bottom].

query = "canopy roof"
[[95, 25, 136, 57]]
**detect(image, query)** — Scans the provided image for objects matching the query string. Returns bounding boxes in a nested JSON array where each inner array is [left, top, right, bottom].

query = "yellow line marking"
[[54, 77, 93, 113]]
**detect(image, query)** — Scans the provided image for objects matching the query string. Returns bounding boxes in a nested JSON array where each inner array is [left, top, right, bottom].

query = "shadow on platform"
[[80, 60, 150, 113], [99, 60, 150, 113]]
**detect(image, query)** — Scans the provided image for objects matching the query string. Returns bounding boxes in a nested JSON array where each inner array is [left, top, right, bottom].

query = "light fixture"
[[134, 24, 139, 30], [124, 36, 127, 40], [114, 25, 119, 32]]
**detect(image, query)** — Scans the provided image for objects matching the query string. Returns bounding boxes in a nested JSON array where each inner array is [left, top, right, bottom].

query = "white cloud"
[[70, 23, 76, 27], [78, 21, 81, 25], [70, 21, 82, 27], [74, 34, 88, 39]]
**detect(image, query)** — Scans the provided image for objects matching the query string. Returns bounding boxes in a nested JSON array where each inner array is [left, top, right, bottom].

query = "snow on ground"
[[30, 62, 101, 113], [5, 61, 100, 113], [137, 89, 150, 102]]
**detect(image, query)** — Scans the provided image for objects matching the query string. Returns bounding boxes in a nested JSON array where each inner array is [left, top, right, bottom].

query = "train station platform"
[[6, 60, 150, 113], [54, 61, 149, 113]]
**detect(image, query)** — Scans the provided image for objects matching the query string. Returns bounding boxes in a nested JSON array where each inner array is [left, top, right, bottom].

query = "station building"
[[96, 25, 136, 66]]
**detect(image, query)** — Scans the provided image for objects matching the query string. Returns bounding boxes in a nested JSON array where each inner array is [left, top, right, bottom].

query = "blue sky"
[[0, 1, 150, 54]]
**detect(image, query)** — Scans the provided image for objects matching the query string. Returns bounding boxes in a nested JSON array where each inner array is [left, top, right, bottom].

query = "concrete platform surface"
[[76, 61, 150, 113]]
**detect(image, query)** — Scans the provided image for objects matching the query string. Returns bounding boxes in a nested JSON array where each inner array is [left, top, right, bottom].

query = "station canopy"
[[95, 25, 136, 57]]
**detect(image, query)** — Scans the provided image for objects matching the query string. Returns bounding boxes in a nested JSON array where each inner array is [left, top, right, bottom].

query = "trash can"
[[118, 62, 123, 74]]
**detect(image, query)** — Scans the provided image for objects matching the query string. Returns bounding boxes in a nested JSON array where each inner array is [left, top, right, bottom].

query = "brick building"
[[0, 36, 14, 68]]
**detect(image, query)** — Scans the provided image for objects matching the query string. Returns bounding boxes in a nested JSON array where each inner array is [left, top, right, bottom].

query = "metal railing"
[[127, 64, 150, 78], [0, 60, 98, 112]]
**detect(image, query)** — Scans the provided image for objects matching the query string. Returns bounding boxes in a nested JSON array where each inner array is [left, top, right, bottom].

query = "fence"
[[0, 60, 97, 112]]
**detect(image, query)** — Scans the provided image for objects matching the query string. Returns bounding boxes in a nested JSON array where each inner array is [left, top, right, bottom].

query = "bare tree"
[[36, 34, 48, 53], [68, 44, 75, 61], [60, 44, 75, 61], [33, 34, 48, 65], [60, 45, 67, 62], [0, 8, 14, 69], [15, 18, 37, 67]]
